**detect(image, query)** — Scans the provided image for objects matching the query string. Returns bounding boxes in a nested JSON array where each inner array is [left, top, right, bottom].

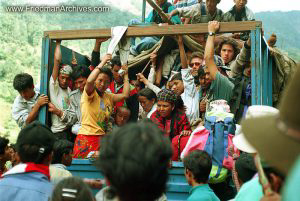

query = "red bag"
[[171, 134, 190, 161]]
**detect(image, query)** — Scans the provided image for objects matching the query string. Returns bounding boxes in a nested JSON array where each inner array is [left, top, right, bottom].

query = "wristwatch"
[[208, 32, 216, 36]]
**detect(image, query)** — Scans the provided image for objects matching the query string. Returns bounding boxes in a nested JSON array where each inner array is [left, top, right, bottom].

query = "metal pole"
[[38, 37, 50, 124], [142, 0, 146, 22]]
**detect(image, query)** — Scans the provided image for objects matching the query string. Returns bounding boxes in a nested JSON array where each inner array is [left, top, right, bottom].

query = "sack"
[[270, 47, 298, 106]]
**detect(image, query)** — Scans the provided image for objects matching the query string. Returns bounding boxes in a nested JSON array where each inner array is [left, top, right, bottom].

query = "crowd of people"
[[0, 0, 299, 201]]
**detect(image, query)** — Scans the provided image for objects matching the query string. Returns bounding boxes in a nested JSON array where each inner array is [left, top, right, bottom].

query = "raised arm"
[[112, 65, 130, 104], [177, 35, 188, 69], [85, 53, 112, 96], [52, 40, 62, 81], [231, 38, 251, 77], [204, 21, 220, 80], [91, 38, 109, 68]]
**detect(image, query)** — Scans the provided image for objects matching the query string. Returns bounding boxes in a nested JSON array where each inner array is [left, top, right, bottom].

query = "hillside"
[[256, 11, 300, 61]]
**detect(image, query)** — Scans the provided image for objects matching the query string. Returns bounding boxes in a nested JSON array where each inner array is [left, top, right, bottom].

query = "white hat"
[[233, 105, 279, 153]]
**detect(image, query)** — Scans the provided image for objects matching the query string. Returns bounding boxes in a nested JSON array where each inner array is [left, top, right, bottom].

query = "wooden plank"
[[44, 21, 262, 40]]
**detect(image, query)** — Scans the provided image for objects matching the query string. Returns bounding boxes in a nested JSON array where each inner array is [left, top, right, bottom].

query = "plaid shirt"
[[150, 110, 192, 140]]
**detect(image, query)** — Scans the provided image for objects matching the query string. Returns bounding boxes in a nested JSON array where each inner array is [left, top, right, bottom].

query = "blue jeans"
[[128, 19, 160, 55]]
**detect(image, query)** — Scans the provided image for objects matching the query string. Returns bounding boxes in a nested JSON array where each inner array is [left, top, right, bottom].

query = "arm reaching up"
[[52, 40, 62, 81], [177, 35, 188, 69], [85, 53, 112, 96], [112, 64, 130, 104], [204, 21, 220, 80]]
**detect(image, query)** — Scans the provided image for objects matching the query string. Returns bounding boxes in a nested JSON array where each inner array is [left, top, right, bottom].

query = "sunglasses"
[[190, 62, 201, 67]]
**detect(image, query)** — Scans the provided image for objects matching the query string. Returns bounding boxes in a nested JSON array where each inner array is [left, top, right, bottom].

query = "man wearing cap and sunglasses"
[[0, 122, 56, 201]]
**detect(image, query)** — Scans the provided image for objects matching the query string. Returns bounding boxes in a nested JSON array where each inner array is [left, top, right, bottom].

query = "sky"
[[17, 0, 300, 14]]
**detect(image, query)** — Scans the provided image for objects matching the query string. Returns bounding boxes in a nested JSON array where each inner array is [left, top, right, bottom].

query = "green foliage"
[[256, 11, 300, 61]]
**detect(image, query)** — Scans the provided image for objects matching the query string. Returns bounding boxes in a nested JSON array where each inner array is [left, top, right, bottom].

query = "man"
[[12, 73, 48, 128], [189, 51, 204, 77], [50, 139, 73, 184], [228, 38, 252, 122], [0, 122, 56, 201], [204, 21, 234, 103], [0, 137, 11, 177], [129, 0, 181, 56], [96, 121, 172, 201], [168, 0, 223, 24], [184, 150, 220, 201], [108, 55, 139, 122], [61, 65, 91, 135], [223, 0, 255, 22], [215, 37, 240, 67], [50, 139, 103, 188], [48, 40, 73, 140]]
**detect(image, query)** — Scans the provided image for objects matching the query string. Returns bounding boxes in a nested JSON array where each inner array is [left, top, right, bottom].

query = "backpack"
[[181, 118, 240, 183], [204, 116, 238, 183]]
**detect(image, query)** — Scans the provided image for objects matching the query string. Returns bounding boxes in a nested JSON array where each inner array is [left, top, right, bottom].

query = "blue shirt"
[[146, 1, 181, 24], [0, 172, 53, 201], [188, 184, 220, 201], [283, 156, 300, 201], [234, 177, 263, 201]]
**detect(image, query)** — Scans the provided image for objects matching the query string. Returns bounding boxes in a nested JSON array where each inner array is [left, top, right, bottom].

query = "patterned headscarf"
[[157, 89, 177, 104], [59, 65, 73, 75]]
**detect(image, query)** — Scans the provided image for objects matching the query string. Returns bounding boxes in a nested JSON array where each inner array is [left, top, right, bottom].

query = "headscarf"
[[157, 89, 177, 104], [59, 65, 73, 75]]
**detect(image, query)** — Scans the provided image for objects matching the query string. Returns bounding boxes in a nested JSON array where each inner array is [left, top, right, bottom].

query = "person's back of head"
[[183, 150, 212, 185], [51, 177, 94, 201], [235, 152, 257, 186], [96, 121, 172, 201], [52, 140, 74, 166], [16, 121, 56, 165]]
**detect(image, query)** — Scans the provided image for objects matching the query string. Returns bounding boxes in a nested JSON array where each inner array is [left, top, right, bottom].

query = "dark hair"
[[170, 72, 182, 82], [197, 68, 205, 77], [51, 177, 94, 201], [235, 153, 257, 184], [138, 88, 157, 102], [0, 137, 9, 155], [216, 37, 240, 62], [18, 144, 50, 164], [71, 65, 91, 81], [17, 122, 55, 164], [111, 55, 121, 67], [189, 51, 204, 63], [52, 140, 74, 164], [99, 66, 113, 82], [97, 121, 172, 201], [13, 73, 34, 92], [183, 150, 212, 183]]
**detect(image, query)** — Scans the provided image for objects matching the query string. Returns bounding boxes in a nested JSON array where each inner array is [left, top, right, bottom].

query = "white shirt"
[[49, 76, 71, 133], [181, 67, 200, 122]]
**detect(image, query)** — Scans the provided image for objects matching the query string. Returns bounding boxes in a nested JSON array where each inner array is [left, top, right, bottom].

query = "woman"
[[137, 88, 157, 119], [73, 53, 130, 158], [150, 89, 191, 140]]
